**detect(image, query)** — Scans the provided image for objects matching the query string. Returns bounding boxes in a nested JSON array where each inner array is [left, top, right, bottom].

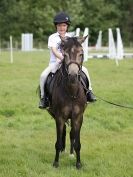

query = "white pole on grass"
[[96, 30, 102, 50], [108, 28, 118, 66], [116, 28, 124, 60], [75, 28, 80, 37], [10, 36, 13, 63], [0, 38, 1, 55], [83, 27, 89, 62]]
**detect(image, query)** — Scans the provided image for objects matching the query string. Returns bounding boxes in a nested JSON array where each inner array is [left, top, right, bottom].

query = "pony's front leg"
[[70, 128, 74, 156], [62, 124, 66, 152], [53, 119, 65, 168], [73, 116, 83, 169]]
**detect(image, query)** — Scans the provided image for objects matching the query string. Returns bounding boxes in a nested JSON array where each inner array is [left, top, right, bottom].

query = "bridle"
[[65, 60, 83, 76], [61, 59, 82, 99], [60, 37, 84, 81], [59, 39, 84, 99]]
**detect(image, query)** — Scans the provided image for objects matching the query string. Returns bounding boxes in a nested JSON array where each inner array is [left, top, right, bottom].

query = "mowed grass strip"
[[0, 51, 133, 177]]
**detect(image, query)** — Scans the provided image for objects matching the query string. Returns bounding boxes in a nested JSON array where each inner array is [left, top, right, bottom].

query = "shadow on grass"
[[0, 109, 15, 118]]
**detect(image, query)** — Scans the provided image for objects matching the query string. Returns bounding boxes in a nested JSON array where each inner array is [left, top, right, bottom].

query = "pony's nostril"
[[68, 73, 78, 82]]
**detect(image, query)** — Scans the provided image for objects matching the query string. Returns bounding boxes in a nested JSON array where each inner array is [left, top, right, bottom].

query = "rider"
[[39, 12, 96, 109]]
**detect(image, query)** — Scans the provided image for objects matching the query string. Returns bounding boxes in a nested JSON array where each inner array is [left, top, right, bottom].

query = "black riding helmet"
[[53, 12, 71, 26]]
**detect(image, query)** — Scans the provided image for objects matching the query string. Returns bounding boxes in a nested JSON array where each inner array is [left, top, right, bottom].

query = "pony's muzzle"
[[68, 63, 79, 82], [68, 63, 79, 75], [68, 73, 79, 83]]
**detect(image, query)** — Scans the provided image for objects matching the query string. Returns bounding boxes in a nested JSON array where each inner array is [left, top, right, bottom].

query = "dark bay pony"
[[46, 36, 88, 169]]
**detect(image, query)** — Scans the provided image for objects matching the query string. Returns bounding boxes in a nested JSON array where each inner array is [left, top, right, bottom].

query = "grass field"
[[0, 51, 133, 177]]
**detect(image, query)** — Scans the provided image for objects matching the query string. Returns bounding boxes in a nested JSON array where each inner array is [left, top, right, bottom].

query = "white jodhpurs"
[[40, 62, 60, 98]]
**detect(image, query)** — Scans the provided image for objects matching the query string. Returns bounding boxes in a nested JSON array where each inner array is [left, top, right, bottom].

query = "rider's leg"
[[82, 66, 96, 102], [39, 66, 51, 109], [39, 62, 60, 109]]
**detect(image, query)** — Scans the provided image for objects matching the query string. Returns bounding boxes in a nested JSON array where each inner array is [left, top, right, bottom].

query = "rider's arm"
[[51, 47, 64, 61]]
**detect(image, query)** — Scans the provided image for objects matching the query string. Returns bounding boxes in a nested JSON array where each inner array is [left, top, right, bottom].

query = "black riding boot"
[[87, 90, 97, 102], [39, 97, 49, 109]]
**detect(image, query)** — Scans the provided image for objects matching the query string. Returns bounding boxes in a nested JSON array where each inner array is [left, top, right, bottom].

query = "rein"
[[95, 94, 133, 110]]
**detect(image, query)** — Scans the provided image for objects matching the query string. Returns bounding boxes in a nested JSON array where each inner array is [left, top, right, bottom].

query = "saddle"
[[45, 72, 55, 102], [45, 71, 89, 102]]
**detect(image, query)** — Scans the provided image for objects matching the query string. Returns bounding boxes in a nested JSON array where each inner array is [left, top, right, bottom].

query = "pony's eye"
[[79, 54, 83, 59], [64, 53, 70, 63], [78, 54, 83, 62]]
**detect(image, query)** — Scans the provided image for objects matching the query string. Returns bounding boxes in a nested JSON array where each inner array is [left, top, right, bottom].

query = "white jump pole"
[[108, 28, 118, 66], [0, 39, 1, 55], [116, 28, 124, 60], [96, 30, 102, 50], [10, 36, 13, 63], [75, 28, 80, 37], [83, 27, 89, 62]]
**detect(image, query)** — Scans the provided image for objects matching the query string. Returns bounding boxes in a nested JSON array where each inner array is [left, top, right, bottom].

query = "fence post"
[[10, 36, 13, 63]]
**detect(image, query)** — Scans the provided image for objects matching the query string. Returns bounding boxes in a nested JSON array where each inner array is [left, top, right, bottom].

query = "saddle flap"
[[45, 72, 55, 96]]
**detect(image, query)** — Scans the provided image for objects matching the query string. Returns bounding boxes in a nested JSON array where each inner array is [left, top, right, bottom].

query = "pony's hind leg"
[[53, 119, 65, 168]]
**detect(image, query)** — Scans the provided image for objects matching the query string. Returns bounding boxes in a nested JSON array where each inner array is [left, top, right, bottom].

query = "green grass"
[[0, 51, 133, 177]]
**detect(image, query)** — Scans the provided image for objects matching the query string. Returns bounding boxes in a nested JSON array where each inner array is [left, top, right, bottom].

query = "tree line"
[[0, 0, 132, 46]]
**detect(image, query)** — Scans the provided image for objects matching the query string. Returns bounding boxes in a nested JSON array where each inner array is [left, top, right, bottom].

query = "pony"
[[45, 36, 88, 169]]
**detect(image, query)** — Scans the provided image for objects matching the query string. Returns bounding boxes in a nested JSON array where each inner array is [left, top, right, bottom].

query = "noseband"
[[66, 61, 82, 75]]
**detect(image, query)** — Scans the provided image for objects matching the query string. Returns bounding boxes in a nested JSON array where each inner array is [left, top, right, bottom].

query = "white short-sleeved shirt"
[[48, 32, 71, 63]]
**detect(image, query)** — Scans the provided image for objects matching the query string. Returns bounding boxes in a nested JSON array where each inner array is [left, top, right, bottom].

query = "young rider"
[[39, 12, 96, 109]]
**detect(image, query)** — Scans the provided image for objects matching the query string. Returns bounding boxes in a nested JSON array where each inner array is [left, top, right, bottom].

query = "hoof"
[[76, 162, 82, 169], [53, 161, 59, 168], [69, 153, 75, 158], [61, 149, 66, 153]]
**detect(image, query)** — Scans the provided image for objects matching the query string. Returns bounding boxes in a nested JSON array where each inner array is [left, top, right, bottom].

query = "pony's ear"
[[60, 36, 69, 43], [77, 35, 88, 44], [60, 36, 69, 50]]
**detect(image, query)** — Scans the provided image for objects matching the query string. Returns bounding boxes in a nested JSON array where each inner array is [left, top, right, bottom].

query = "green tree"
[[0, 0, 132, 46], [82, 0, 121, 45]]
